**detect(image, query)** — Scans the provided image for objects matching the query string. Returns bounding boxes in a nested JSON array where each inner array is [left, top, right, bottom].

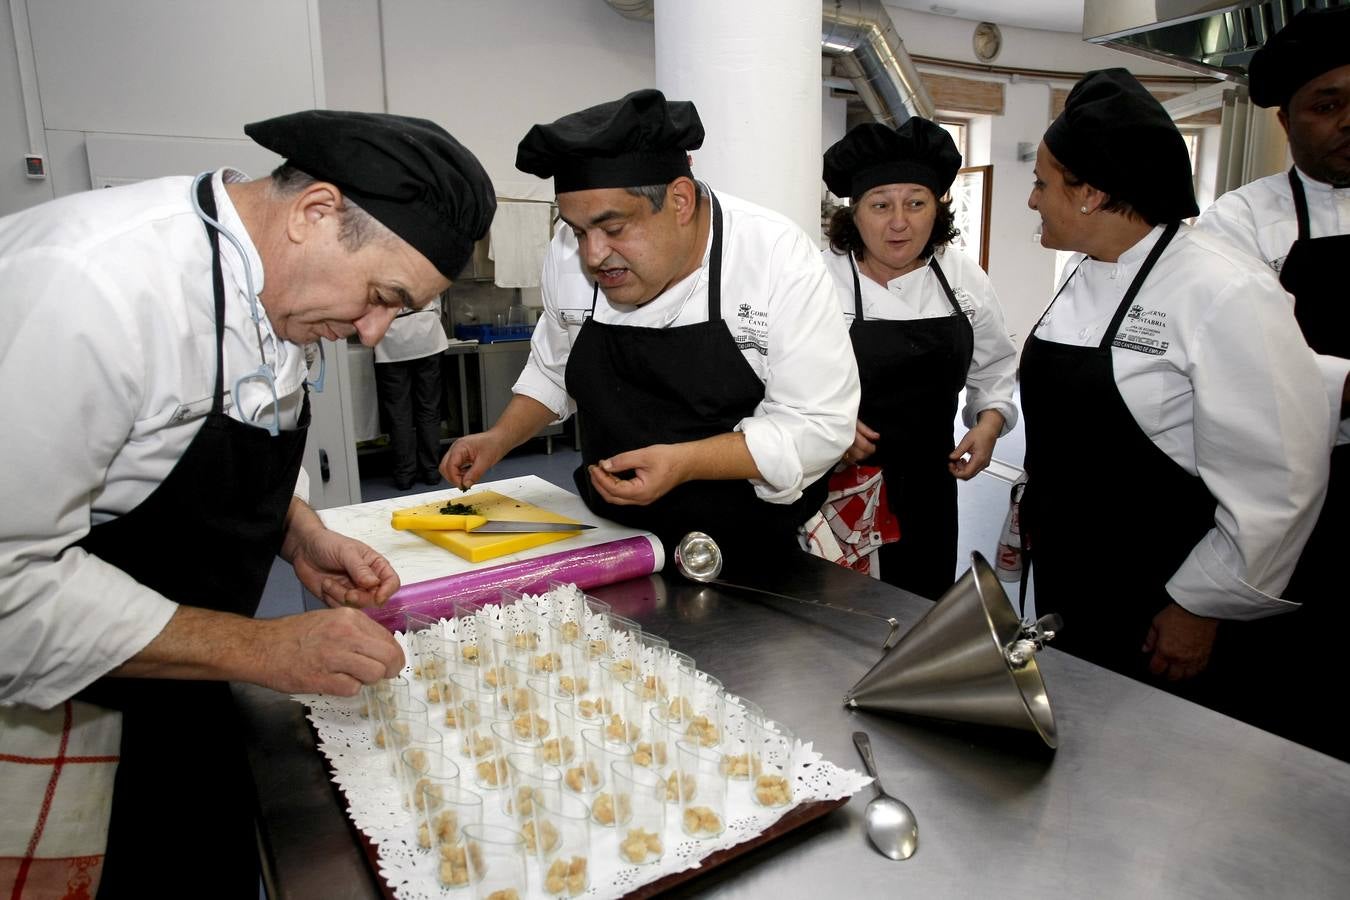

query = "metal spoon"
[[852, 730, 918, 860], [673, 532, 901, 650]]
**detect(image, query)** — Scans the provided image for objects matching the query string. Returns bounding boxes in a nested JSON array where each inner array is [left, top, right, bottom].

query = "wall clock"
[[973, 22, 1002, 63]]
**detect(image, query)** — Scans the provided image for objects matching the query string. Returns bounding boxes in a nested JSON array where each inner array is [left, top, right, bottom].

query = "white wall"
[[0, 0, 54, 214], [318, 0, 384, 112], [378, 0, 654, 202], [982, 80, 1057, 345]]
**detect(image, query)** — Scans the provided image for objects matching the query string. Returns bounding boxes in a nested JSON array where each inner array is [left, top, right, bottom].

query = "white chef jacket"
[[1032, 224, 1330, 621], [0, 170, 311, 709], [513, 188, 860, 505], [374, 297, 449, 364], [1195, 167, 1350, 446], [821, 245, 1019, 434]]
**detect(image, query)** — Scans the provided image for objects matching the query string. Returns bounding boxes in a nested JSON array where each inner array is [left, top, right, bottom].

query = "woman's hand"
[[843, 420, 881, 464], [949, 411, 1004, 480]]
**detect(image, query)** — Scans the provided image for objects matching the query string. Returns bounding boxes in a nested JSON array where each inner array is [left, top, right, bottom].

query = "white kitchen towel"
[[0, 701, 121, 899], [489, 200, 552, 288]]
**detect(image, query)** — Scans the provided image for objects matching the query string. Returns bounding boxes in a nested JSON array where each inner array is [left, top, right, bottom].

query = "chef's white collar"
[[211, 168, 306, 397], [1294, 165, 1349, 195]]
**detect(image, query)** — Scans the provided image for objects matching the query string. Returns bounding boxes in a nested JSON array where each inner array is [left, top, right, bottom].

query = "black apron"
[[1253, 169, 1350, 760], [1020, 224, 1223, 687], [565, 190, 826, 574], [78, 175, 310, 897], [848, 256, 973, 599]]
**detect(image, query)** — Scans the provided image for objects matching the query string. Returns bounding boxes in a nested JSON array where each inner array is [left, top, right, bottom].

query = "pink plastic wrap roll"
[[366, 535, 663, 630]]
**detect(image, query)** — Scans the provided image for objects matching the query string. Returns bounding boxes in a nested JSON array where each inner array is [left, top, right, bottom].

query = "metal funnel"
[[844, 553, 1059, 749]]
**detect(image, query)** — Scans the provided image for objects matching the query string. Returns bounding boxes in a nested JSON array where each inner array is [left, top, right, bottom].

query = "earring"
[[1079, 206, 1089, 214]]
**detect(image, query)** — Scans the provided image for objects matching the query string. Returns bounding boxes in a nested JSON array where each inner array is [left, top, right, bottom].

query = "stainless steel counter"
[[237, 554, 1350, 899]]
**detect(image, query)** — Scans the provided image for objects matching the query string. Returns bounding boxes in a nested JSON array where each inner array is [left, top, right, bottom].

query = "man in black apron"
[[439, 91, 859, 574], [1021, 70, 1328, 711], [0, 111, 495, 897], [1195, 8, 1350, 759]]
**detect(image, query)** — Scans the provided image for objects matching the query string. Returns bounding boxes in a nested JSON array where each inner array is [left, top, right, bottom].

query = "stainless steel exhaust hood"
[[1083, 0, 1337, 82]]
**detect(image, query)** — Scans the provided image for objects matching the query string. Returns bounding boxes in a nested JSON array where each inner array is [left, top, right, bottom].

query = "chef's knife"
[[390, 513, 595, 533]]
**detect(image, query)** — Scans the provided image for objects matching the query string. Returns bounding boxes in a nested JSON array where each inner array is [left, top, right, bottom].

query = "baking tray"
[[316, 732, 849, 900]]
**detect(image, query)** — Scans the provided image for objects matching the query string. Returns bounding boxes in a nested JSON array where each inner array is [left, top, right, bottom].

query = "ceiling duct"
[[1082, 0, 1338, 82], [602, 0, 935, 125], [821, 0, 936, 125]]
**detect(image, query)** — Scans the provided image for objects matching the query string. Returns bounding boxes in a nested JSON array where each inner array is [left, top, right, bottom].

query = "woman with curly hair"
[[821, 117, 1017, 598]]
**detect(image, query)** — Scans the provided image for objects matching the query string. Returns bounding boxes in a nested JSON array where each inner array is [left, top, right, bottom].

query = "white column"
[[655, 0, 822, 239]]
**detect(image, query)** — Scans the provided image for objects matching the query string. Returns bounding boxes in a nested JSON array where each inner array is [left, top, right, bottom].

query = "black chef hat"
[[1044, 68, 1198, 223], [245, 110, 496, 280], [822, 118, 962, 200], [515, 89, 704, 193], [1248, 6, 1350, 109]]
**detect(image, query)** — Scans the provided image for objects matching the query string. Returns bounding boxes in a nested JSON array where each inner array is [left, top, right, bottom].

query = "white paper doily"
[[295, 586, 871, 899]]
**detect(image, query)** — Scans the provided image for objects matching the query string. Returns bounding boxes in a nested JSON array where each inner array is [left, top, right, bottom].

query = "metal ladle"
[[673, 532, 901, 650], [853, 730, 919, 860]]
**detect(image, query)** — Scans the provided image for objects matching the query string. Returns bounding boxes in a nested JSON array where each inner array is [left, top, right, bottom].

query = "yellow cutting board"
[[391, 491, 586, 563]]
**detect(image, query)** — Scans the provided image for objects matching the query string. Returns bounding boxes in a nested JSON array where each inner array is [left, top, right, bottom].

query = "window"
[[938, 119, 968, 160]]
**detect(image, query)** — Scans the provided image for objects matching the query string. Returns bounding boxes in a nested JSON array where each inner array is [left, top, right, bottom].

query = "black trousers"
[[375, 355, 445, 485]]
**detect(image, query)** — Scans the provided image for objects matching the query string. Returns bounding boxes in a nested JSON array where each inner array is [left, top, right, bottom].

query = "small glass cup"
[[604, 613, 643, 671], [532, 792, 592, 897], [597, 658, 637, 742], [404, 611, 449, 683], [580, 727, 634, 828], [611, 760, 667, 865], [463, 822, 528, 900], [450, 597, 490, 676], [457, 678, 509, 789], [489, 719, 543, 788], [497, 657, 538, 723], [567, 639, 607, 720], [547, 582, 612, 646], [427, 651, 465, 730], [679, 672, 724, 749], [663, 651, 696, 724], [376, 697, 429, 775], [504, 751, 561, 830], [676, 738, 728, 838], [419, 782, 483, 890], [554, 701, 591, 793], [621, 680, 661, 767], [361, 675, 409, 727], [753, 721, 796, 809], [721, 697, 763, 782], [636, 632, 672, 702], [498, 590, 544, 657], [399, 743, 456, 814], [647, 705, 677, 780], [385, 716, 442, 779]]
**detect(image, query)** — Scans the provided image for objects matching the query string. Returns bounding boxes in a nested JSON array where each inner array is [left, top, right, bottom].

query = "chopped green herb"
[[439, 502, 478, 515]]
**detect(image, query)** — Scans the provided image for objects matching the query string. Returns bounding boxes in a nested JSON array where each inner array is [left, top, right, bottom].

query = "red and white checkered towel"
[[800, 464, 901, 578], [1, 702, 120, 900]]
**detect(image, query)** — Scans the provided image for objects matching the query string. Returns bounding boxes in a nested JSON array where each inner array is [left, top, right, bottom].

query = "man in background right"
[[1196, 4, 1349, 761]]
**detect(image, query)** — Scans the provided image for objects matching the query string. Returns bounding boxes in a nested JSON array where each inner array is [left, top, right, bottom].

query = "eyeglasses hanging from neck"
[[190, 172, 325, 436]]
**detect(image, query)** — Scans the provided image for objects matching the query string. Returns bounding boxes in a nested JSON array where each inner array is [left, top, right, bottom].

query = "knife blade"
[[390, 512, 594, 533]]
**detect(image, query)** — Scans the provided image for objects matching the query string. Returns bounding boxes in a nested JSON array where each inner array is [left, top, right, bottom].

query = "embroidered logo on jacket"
[[1113, 305, 1170, 355]]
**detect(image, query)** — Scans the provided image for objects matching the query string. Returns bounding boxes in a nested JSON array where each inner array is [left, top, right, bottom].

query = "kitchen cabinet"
[[474, 340, 563, 451]]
